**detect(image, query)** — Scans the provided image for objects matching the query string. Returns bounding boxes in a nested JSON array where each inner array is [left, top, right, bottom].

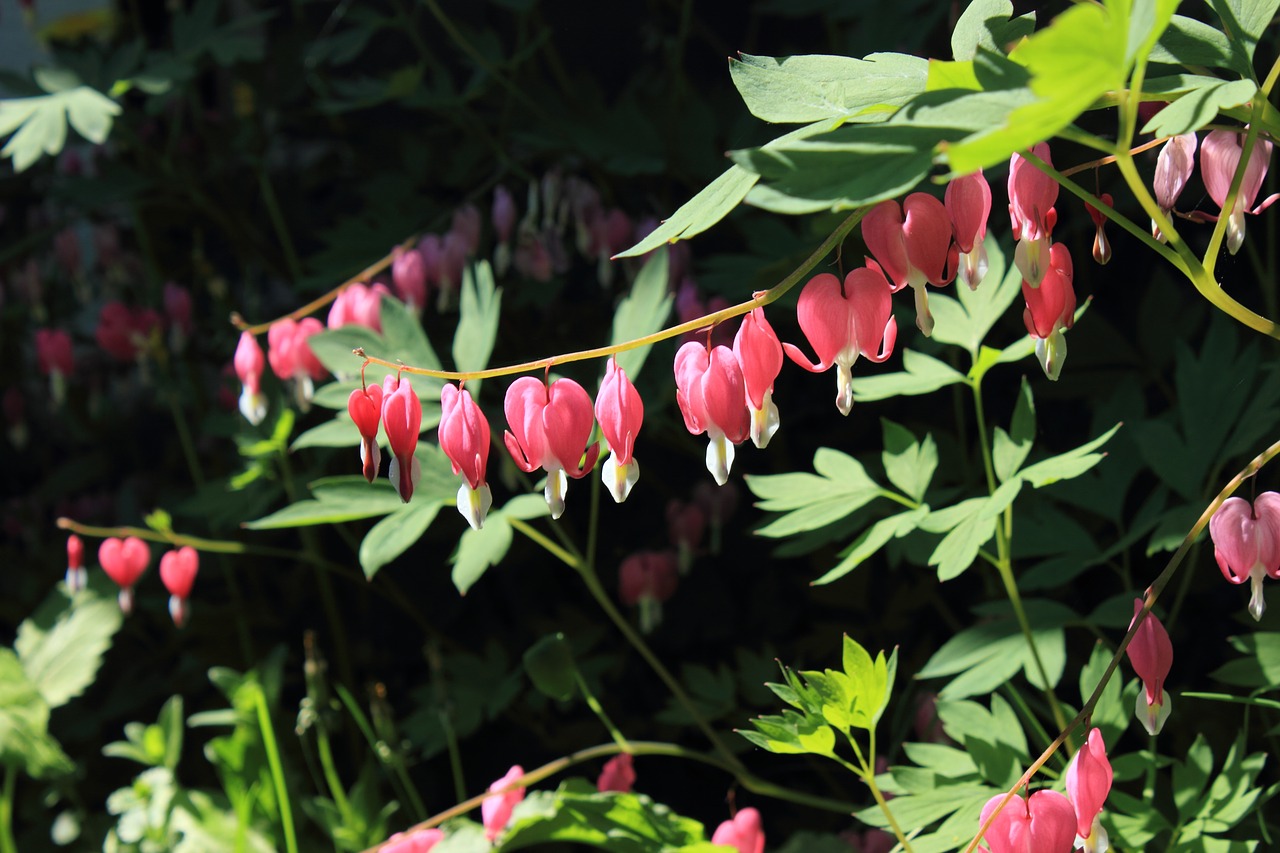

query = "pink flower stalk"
[[504, 377, 600, 519], [96, 302, 160, 362], [979, 791, 1075, 853], [674, 343, 750, 485], [1085, 194, 1114, 265], [946, 170, 992, 289], [711, 808, 764, 853], [1201, 129, 1279, 254], [66, 534, 85, 592], [1152, 132, 1197, 241], [1209, 493, 1280, 621], [159, 546, 199, 628], [1127, 599, 1173, 735], [1009, 143, 1060, 286], [1066, 728, 1112, 853], [234, 331, 268, 425], [35, 328, 74, 405], [439, 383, 493, 530], [328, 282, 388, 331], [1021, 243, 1075, 382], [99, 536, 150, 615], [383, 377, 423, 503], [862, 194, 955, 336], [733, 308, 783, 449], [347, 383, 384, 484], [163, 282, 194, 349], [482, 765, 526, 842], [782, 267, 897, 416], [597, 753, 636, 793], [619, 550, 678, 633], [391, 247, 427, 313], [267, 318, 327, 408], [382, 828, 443, 853], [594, 358, 644, 503]]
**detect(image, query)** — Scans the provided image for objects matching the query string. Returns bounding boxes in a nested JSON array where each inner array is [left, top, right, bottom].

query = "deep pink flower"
[[392, 247, 427, 313], [1127, 599, 1173, 735], [1008, 143, 1060, 286], [160, 546, 199, 628], [782, 268, 896, 416], [234, 331, 267, 425], [439, 383, 492, 530], [35, 328, 74, 377], [711, 808, 764, 853], [328, 282, 388, 331], [96, 302, 160, 362], [1201, 129, 1279, 254], [862, 194, 955, 335], [597, 753, 636, 794], [382, 828, 443, 853], [1153, 132, 1197, 240], [1209, 493, 1280, 621], [619, 551, 678, 633], [978, 791, 1075, 853], [1021, 243, 1075, 381], [674, 343, 750, 486], [1084, 193, 1114, 265], [383, 377, 423, 503], [733, 308, 783, 449], [504, 376, 600, 519], [594, 359, 644, 503], [946, 170, 992, 289], [347, 383, 384, 484], [482, 765, 525, 842], [99, 536, 150, 615], [66, 534, 85, 592], [1066, 728, 1112, 852], [267, 318, 327, 407]]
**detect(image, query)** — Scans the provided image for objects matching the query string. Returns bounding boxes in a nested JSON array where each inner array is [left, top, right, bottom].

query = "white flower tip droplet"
[[835, 364, 854, 417], [1136, 691, 1171, 736], [750, 397, 780, 450], [239, 389, 267, 425], [456, 483, 492, 531], [545, 469, 568, 520], [602, 454, 640, 504], [705, 434, 734, 486]]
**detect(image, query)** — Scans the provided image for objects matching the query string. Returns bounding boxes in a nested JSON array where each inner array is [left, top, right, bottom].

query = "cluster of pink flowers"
[[1209, 492, 1280, 621], [979, 727, 1112, 853], [70, 534, 199, 627]]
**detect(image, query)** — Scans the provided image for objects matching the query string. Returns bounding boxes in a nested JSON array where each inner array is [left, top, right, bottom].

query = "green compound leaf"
[[951, 0, 1036, 62], [15, 580, 123, 709], [1208, 0, 1280, 74], [451, 496, 551, 595], [811, 507, 929, 586], [1141, 78, 1258, 137], [935, 694, 1029, 787], [881, 419, 938, 503], [929, 239, 1019, 358], [993, 377, 1035, 483], [1149, 15, 1243, 75], [747, 448, 882, 538], [922, 479, 1023, 581], [609, 249, 672, 380], [729, 52, 928, 124], [852, 349, 968, 403], [0, 85, 121, 172], [381, 293, 442, 373], [1017, 423, 1121, 488]]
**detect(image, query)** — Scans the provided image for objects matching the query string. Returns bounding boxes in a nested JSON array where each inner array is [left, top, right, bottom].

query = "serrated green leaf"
[[852, 349, 968, 402], [358, 500, 442, 579], [15, 582, 123, 709], [609, 250, 672, 380], [729, 52, 928, 124], [951, 0, 1036, 61], [452, 261, 501, 393]]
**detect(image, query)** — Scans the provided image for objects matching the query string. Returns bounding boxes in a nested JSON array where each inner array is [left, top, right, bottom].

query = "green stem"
[[507, 518, 579, 568], [334, 685, 428, 822], [0, 767, 15, 853], [252, 685, 299, 853], [574, 671, 630, 752], [315, 724, 353, 826]]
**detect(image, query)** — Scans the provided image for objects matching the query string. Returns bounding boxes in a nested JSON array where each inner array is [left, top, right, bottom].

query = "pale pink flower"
[[482, 765, 525, 841], [711, 808, 764, 853], [1209, 493, 1280, 620]]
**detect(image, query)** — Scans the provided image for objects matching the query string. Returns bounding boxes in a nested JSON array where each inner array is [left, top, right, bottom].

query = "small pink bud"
[[439, 383, 492, 530], [619, 550, 678, 632], [1209, 493, 1280, 620], [597, 753, 636, 793], [1127, 599, 1173, 735], [391, 247, 427, 312], [99, 536, 150, 615], [594, 359, 644, 503], [1085, 194, 1114, 265], [159, 546, 199, 628], [1066, 728, 1112, 850], [234, 331, 267, 425], [711, 808, 765, 853], [66, 534, 86, 592], [482, 765, 525, 842], [347, 384, 385, 483], [383, 377, 423, 503], [733, 308, 783, 449], [1152, 133, 1197, 241], [1009, 143, 1059, 286]]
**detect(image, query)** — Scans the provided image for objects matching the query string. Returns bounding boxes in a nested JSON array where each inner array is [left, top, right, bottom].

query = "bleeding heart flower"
[[328, 282, 389, 331], [674, 343, 750, 485], [733, 307, 783, 449], [782, 267, 896, 416], [1209, 493, 1280, 620], [1085, 193, 1114, 265], [392, 246, 427, 313], [1200, 129, 1279, 255], [594, 358, 644, 503], [597, 753, 636, 794], [99, 536, 150, 614], [160, 546, 199, 628], [347, 383, 384, 484], [383, 377, 423, 503], [862, 194, 955, 335], [234, 331, 267, 426], [439, 383, 493, 530], [1126, 599, 1173, 735], [1021, 243, 1075, 381], [1008, 143, 1060, 286], [66, 534, 85, 592], [267, 318, 327, 408], [1066, 727, 1112, 853], [979, 790, 1075, 853], [1152, 132, 1197, 241], [619, 550, 679, 633], [382, 828, 443, 853], [504, 376, 600, 519], [946, 169, 992, 289], [711, 808, 765, 853], [482, 765, 525, 842]]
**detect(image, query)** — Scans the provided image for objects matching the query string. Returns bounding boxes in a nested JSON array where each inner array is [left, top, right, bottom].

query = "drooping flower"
[[862, 194, 955, 335], [382, 828, 443, 853], [234, 331, 267, 425], [1126, 599, 1173, 735], [978, 791, 1075, 853], [1066, 728, 1113, 853], [618, 551, 679, 633], [382, 377, 423, 503], [674, 343, 750, 485], [711, 808, 765, 853], [159, 546, 199, 628], [439, 383, 493, 530], [1209, 493, 1280, 621], [99, 536, 150, 615], [66, 534, 85, 592], [946, 169, 992, 289], [1085, 193, 1114, 265], [733, 308, 783, 449], [328, 282, 389, 331], [504, 376, 600, 519], [391, 246, 427, 313], [597, 753, 636, 794], [1152, 132, 1197, 241], [1008, 142, 1060, 286], [347, 383, 384, 484], [267, 318, 327, 408], [1200, 129, 1279, 255], [782, 267, 897, 416], [594, 358, 644, 503], [1021, 243, 1075, 381], [482, 765, 526, 842]]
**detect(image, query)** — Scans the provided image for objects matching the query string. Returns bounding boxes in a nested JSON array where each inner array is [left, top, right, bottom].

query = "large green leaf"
[[381, 293, 442, 372], [1141, 78, 1258, 136], [1208, 0, 1280, 74], [729, 52, 928, 124], [951, 0, 1036, 62], [0, 649, 73, 778], [358, 500, 443, 579], [15, 581, 123, 709], [451, 495, 550, 594], [1149, 15, 1242, 74], [609, 249, 672, 380], [0, 85, 121, 172], [747, 448, 883, 537]]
